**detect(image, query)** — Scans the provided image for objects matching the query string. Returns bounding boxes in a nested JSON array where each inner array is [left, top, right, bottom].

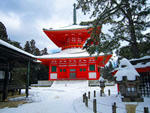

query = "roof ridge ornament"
[[73, 3, 77, 25]]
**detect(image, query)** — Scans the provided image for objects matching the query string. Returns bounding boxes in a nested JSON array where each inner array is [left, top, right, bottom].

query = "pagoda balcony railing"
[[62, 44, 83, 50]]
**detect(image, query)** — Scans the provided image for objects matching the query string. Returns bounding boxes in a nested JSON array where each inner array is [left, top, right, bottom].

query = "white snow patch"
[[51, 80, 88, 88], [0, 82, 149, 113]]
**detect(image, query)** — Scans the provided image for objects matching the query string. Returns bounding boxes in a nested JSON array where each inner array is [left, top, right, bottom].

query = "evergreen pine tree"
[[0, 21, 8, 41], [41, 48, 48, 55], [24, 41, 31, 53], [77, 0, 150, 58], [30, 39, 36, 55], [9, 41, 22, 49], [100, 62, 114, 81], [0, 21, 22, 49], [35, 48, 41, 56]]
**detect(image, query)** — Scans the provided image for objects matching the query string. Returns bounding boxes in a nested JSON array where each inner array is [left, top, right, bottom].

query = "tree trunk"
[[126, 3, 140, 58], [130, 41, 140, 58]]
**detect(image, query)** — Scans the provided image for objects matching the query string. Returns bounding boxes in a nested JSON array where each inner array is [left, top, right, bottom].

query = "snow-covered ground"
[[0, 80, 149, 113]]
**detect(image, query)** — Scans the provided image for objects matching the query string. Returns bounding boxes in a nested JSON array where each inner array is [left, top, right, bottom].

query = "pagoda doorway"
[[69, 68, 76, 79]]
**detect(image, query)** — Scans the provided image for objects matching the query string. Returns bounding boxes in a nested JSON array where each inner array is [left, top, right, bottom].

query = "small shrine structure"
[[112, 56, 150, 97], [114, 58, 143, 102]]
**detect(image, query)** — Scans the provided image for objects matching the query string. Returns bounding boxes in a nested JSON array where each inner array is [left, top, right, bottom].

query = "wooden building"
[[130, 56, 150, 97], [0, 39, 35, 101]]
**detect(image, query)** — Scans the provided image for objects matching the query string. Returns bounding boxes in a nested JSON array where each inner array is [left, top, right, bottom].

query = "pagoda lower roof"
[[36, 48, 104, 59], [37, 48, 112, 66]]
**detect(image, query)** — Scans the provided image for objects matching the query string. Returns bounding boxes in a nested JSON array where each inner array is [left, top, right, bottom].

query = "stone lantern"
[[114, 58, 143, 102], [99, 76, 105, 94]]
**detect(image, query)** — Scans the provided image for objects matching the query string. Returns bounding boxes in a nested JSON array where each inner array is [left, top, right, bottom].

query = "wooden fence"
[[82, 90, 149, 113]]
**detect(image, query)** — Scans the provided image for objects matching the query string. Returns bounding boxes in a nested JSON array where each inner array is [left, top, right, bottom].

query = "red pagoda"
[[37, 4, 112, 81]]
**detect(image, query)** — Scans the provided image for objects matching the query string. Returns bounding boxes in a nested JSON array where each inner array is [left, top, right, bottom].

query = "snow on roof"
[[114, 58, 140, 81], [43, 25, 90, 31], [0, 39, 35, 58], [133, 62, 150, 68], [36, 48, 104, 59], [130, 56, 150, 61], [99, 76, 105, 82], [129, 56, 150, 68], [35, 60, 42, 63]]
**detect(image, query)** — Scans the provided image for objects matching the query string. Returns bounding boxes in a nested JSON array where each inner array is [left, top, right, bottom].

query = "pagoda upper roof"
[[43, 25, 90, 31], [43, 25, 95, 49]]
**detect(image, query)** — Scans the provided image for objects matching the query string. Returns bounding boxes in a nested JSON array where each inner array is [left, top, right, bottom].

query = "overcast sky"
[[0, 0, 93, 53]]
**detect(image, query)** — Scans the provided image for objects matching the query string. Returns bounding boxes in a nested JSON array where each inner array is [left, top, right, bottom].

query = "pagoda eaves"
[[43, 25, 98, 50]]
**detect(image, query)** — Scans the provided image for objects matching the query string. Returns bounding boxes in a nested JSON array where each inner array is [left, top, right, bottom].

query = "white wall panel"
[[89, 72, 96, 79]]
